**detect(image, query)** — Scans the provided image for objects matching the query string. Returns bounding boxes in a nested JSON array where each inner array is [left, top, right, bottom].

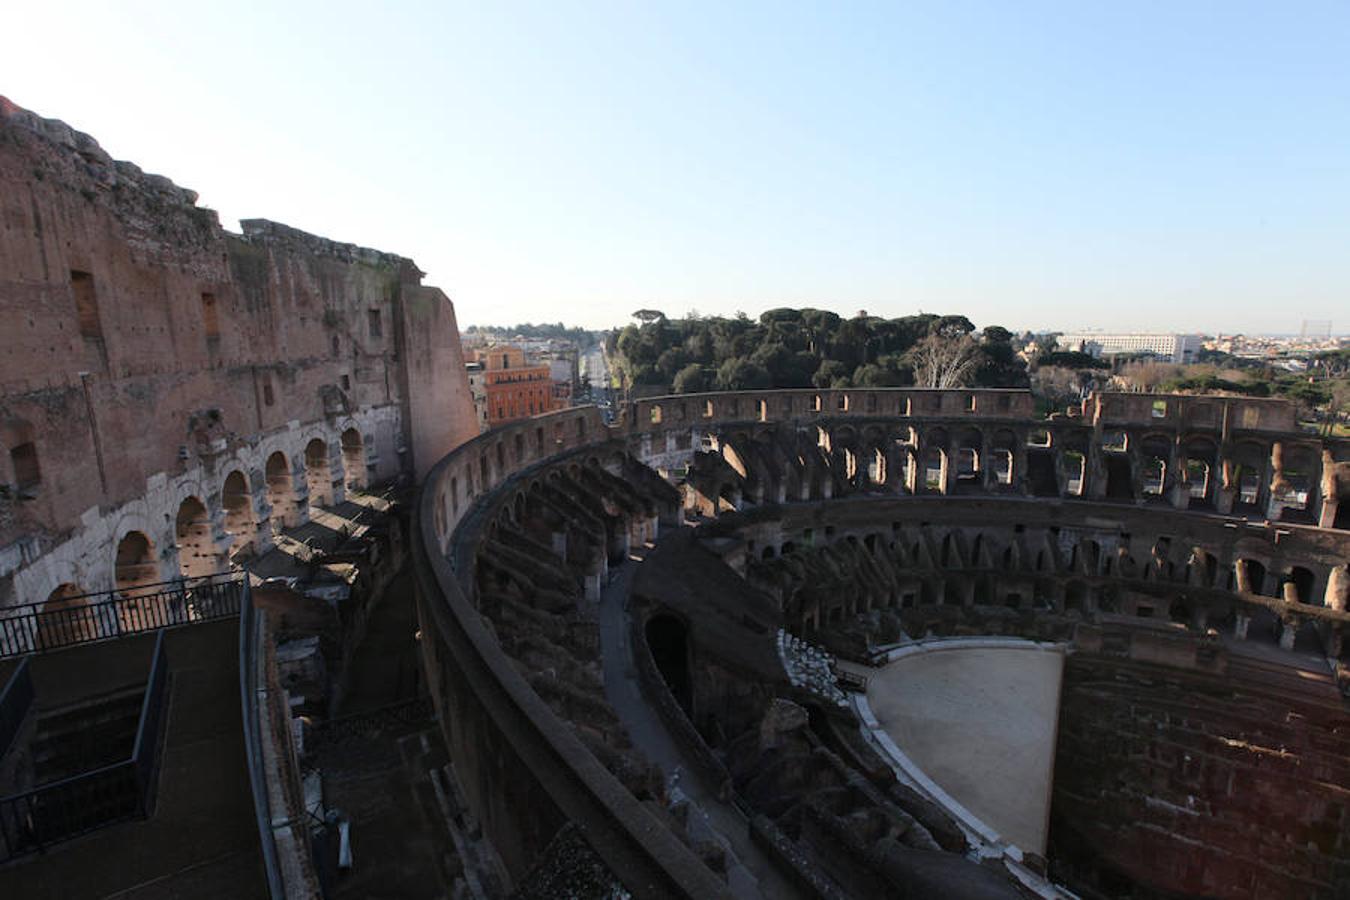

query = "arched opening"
[[1063, 450, 1086, 496], [222, 470, 257, 561], [1138, 435, 1171, 500], [940, 533, 954, 567], [266, 451, 297, 532], [1064, 581, 1088, 614], [1248, 608, 1280, 644], [174, 496, 220, 578], [37, 583, 98, 649], [1026, 448, 1058, 497], [1292, 620, 1324, 655], [645, 614, 692, 716], [1104, 455, 1134, 500], [305, 438, 334, 509], [1273, 444, 1318, 523], [1238, 559, 1269, 596], [1168, 595, 1192, 626], [114, 531, 159, 598], [868, 447, 886, 486], [921, 446, 946, 493], [1284, 566, 1316, 605], [341, 428, 366, 491]]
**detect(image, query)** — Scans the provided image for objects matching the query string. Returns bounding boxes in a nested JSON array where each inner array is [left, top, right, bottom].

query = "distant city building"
[[547, 357, 574, 405], [477, 345, 558, 426], [1056, 332, 1202, 364], [466, 361, 489, 432]]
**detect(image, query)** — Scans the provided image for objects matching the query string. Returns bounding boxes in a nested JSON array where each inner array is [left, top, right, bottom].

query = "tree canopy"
[[609, 309, 1028, 393]]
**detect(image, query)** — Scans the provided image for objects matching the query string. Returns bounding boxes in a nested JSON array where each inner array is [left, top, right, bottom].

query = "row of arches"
[[38, 429, 371, 610]]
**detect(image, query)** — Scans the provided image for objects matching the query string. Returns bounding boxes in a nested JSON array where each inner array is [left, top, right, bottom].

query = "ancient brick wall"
[[0, 97, 475, 605], [1052, 651, 1350, 898]]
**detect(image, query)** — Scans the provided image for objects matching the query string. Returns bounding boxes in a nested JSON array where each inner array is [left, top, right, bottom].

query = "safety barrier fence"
[[0, 630, 168, 862], [0, 572, 245, 658]]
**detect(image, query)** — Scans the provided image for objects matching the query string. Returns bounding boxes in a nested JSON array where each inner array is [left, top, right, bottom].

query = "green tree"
[[673, 363, 711, 393]]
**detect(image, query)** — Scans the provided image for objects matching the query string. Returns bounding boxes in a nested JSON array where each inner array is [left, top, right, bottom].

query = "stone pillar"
[[1168, 438, 1188, 509], [1233, 613, 1250, 640], [1279, 621, 1296, 651], [1086, 442, 1107, 499], [1326, 565, 1350, 612], [1266, 441, 1286, 520], [1215, 455, 1236, 514], [1013, 442, 1030, 496]]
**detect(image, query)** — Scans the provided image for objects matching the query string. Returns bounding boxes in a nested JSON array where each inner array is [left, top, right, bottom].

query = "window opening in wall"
[[1151, 400, 1168, 418], [368, 308, 382, 338], [1142, 457, 1166, 495], [838, 394, 849, 411], [10, 442, 40, 490], [964, 394, 976, 412], [72, 270, 101, 338], [201, 292, 220, 340], [992, 448, 1013, 484], [703, 400, 714, 418], [1065, 450, 1085, 495], [1241, 407, 1260, 428]]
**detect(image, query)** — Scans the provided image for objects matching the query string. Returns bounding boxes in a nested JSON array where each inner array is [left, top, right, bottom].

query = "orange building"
[[479, 346, 556, 425]]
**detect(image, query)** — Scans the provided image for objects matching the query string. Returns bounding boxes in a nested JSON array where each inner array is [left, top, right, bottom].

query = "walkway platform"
[[0, 620, 266, 899]]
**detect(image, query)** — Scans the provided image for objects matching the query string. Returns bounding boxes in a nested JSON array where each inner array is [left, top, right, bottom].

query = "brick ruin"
[[0, 95, 477, 614]]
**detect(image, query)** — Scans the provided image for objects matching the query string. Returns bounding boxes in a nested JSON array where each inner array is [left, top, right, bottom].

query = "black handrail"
[[0, 572, 244, 658], [239, 579, 287, 900], [0, 630, 170, 862], [0, 658, 33, 759], [132, 631, 168, 815]]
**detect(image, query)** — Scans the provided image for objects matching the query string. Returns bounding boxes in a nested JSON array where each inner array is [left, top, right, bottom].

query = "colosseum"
[[2, 98, 1349, 900]]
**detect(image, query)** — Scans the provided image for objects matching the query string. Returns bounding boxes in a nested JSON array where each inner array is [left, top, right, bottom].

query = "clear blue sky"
[[4, 2, 1347, 333]]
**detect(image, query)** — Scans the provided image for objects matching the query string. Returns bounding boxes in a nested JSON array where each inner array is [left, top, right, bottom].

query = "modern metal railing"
[[0, 572, 245, 658], [239, 582, 287, 900], [309, 696, 433, 746], [0, 658, 33, 760], [0, 631, 169, 862]]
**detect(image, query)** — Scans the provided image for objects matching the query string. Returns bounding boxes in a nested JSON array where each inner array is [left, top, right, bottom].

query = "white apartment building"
[[1056, 332, 1202, 364]]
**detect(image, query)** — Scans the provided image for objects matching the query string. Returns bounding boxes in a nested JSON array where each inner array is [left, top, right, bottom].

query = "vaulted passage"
[[305, 438, 334, 509], [266, 451, 297, 532], [38, 582, 97, 649], [175, 496, 219, 578], [221, 470, 257, 560], [114, 531, 158, 597], [341, 427, 366, 491], [645, 614, 692, 716]]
